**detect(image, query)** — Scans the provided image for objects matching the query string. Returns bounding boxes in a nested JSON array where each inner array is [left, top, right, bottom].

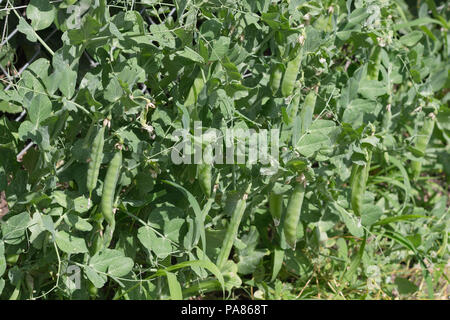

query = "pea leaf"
[[55, 231, 89, 254], [26, 0, 56, 31], [28, 94, 52, 126], [1, 212, 31, 245]]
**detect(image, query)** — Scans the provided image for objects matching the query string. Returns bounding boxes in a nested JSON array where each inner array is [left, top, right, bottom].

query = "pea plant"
[[0, 0, 449, 300]]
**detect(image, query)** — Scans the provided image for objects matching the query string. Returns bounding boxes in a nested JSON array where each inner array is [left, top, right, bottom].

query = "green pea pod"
[[83, 121, 96, 149], [101, 150, 122, 227], [300, 90, 317, 135], [216, 192, 247, 269], [350, 149, 372, 216], [269, 64, 283, 94], [86, 126, 105, 197], [88, 281, 98, 298], [411, 113, 435, 180], [381, 104, 392, 132], [367, 46, 382, 81], [185, 72, 205, 106], [285, 88, 300, 125], [281, 50, 302, 97], [284, 181, 305, 250], [269, 192, 283, 226], [89, 219, 104, 255], [6, 253, 20, 265], [198, 163, 212, 198]]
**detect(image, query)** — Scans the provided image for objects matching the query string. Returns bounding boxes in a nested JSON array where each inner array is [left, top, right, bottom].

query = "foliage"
[[0, 0, 449, 300]]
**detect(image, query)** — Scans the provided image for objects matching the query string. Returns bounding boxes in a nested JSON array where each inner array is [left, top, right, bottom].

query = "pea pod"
[[411, 113, 435, 180], [284, 178, 305, 250], [350, 149, 372, 217], [101, 150, 122, 228], [216, 192, 248, 269], [269, 64, 283, 94], [89, 218, 104, 255], [185, 72, 205, 106], [299, 90, 317, 135], [6, 253, 20, 265], [185, 70, 205, 121], [269, 192, 283, 226], [285, 88, 300, 125], [281, 49, 302, 97], [367, 46, 382, 81], [198, 163, 212, 198], [88, 281, 98, 298], [381, 104, 392, 132], [86, 126, 105, 197]]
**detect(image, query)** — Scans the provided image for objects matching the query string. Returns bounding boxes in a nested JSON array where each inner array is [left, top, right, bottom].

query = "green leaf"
[[342, 99, 379, 128], [0, 101, 22, 114], [28, 94, 52, 126], [162, 180, 205, 253], [164, 271, 183, 300], [67, 15, 102, 44], [55, 231, 89, 254], [150, 23, 176, 48], [296, 132, 330, 157], [26, 0, 56, 31], [210, 36, 230, 61], [1, 212, 31, 245], [395, 277, 418, 295], [332, 203, 364, 238], [393, 17, 444, 31], [361, 204, 383, 227], [137, 226, 173, 259], [177, 47, 205, 64], [87, 249, 134, 282], [357, 80, 387, 100], [85, 265, 107, 288], [64, 213, 93, 232], [17, 18, 37, 42], [373, 214, 426, 226], [399, 31, 423, 47]]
